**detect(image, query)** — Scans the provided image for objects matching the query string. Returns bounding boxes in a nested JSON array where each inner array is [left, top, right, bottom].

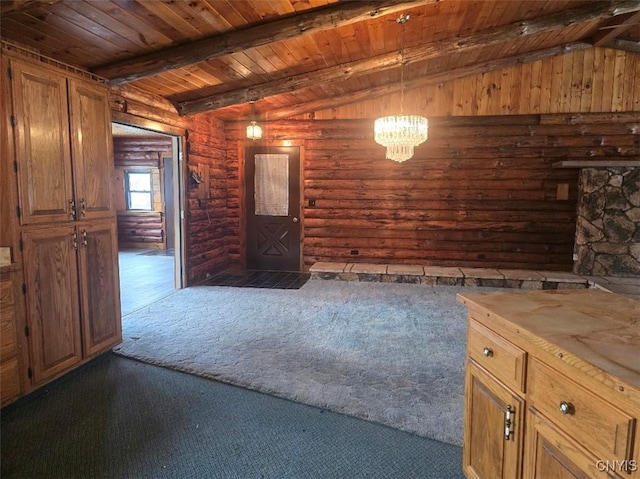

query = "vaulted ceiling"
[[2, 0, 639, 121]]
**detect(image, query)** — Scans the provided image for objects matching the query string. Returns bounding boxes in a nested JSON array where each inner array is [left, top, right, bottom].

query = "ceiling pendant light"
[[246, 100, 262, 140], [374, 14, 428, 162]]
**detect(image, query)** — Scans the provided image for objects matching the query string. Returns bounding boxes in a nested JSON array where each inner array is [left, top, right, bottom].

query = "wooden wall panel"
[[184, 113, 228, 282], [310, 48, 640, 120], [226, 113, 639, 271], [110, 86, 228, 284]]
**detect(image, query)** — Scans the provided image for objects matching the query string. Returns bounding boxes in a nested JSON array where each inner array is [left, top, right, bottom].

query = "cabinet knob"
[[483, 347, 493, 357], [292, 217, 299, 223], [559, 401, 574, 415]]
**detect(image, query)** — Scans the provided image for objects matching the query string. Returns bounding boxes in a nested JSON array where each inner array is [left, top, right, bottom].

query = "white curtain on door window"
[[254, 154, 289, 216]]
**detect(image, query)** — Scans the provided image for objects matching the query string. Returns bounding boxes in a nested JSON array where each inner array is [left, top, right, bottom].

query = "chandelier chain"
[[373, 13, 428, 162], [399, 15, 406, 114]]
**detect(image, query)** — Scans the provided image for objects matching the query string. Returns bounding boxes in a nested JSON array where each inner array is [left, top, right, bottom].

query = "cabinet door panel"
[[525, 409, 617, 479], [23, 225, 82, 383], [78, 221, 121, 356], [68, 79, 114, 220], [464, 360, 524, 479], [11, 60, 73, 224]]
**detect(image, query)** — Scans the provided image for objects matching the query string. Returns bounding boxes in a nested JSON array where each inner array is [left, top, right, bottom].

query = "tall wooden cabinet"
[[458, 290, 640, 479], [2, 51, 121, 401]]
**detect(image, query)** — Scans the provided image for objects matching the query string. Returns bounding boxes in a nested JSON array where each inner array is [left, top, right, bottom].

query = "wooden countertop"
[[457, 290, 640, 390]]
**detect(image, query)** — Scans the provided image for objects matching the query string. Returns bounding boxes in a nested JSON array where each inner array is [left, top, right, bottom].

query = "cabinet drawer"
[[0, 279, 17, 362], [0, 278, 14, 309], [468, 318, 526, 393], [0, 312, 18, 361], [0, 357, 21, 406], [528, 358, 635, 464]]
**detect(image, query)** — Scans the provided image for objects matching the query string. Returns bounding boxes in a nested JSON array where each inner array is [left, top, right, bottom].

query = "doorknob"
[[292, 217, 298, 223]]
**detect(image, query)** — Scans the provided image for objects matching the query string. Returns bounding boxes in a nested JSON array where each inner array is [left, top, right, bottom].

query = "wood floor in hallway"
[[118, 249, 176, 316]]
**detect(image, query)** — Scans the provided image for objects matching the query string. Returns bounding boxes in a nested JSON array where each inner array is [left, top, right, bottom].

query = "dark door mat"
[[201, 270, 311, 289]]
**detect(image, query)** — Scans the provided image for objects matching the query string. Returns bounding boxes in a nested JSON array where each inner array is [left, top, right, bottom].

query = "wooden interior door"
[[78, 220, 122, 356], [245, 146, 301, 271], [22, 224, 82, 384], [68, 78, 114, 220], [11, 59, 74, 225]]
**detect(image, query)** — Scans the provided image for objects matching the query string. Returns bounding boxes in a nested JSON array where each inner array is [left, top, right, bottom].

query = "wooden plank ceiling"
[[2, 0, 639, 120]]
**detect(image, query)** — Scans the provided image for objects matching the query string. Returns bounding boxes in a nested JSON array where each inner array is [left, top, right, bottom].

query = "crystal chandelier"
[[374, 14, 428, 162], [246, 100, 262, 140]]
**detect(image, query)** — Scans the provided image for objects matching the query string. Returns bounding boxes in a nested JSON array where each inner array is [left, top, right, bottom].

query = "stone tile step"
[[308, 262, 604, 292]]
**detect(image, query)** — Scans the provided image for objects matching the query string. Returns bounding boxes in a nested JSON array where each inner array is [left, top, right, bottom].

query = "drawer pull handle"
[[483, 347, 493, 357], [559, 401, 574, 415]]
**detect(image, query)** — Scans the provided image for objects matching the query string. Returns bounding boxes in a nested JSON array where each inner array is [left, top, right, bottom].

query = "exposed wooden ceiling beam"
[[0, 0, 60, 15], [249, 42, 592, 121], [93, 0, 431, 85], [593, 11, 640, 46], [177, 0, 640, 116], [604, 38, 640, 53]]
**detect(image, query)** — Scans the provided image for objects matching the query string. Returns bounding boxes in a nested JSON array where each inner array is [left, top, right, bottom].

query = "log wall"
[[113, 136, 171, 248], [309, 48, 640, 120], [110, 85, 228, 284], [226, 113, 640, 271]]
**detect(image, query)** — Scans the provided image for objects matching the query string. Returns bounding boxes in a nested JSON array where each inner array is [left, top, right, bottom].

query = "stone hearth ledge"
[[309, 262, 595, 290]]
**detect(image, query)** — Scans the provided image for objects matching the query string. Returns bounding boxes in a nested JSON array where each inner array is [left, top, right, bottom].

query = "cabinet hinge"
[[19, 239, 24, 251], [10, 115, 16, 128], [7, 67, 12, 80], [27, 367, 33, 379], [16, 205, 21, 218], [22, 283, 27, 295], [24, 325, 29, 336], [504, 405, 513, 440], [13, 160, 18, 172]]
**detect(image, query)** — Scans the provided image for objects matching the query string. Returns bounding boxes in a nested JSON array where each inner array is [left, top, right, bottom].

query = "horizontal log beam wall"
[[309, 48, 640, 120], [117, 213, 164, 248], [110, 85, 229, 284], [226, 113, 639, 271]]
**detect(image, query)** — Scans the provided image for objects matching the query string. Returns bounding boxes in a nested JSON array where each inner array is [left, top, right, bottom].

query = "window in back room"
[[125, 171, 153, 211]]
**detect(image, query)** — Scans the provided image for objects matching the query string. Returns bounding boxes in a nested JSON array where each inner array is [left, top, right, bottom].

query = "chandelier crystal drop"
[[374, 14, 428, 162]]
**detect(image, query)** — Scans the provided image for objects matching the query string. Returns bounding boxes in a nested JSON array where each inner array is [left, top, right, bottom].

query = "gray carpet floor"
[[115, 280, 497, 446], [1, 354, 464, 479]]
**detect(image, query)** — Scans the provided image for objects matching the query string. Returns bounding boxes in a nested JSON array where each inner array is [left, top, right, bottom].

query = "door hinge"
[[10, 115, 16, 128], [22, 283, 26, 295], [504, 405, 514, 440], [7, 67, 12, 80], [24, 325, 29, 336], [27, 367, 33, 379], [16, 205, 21, 218]]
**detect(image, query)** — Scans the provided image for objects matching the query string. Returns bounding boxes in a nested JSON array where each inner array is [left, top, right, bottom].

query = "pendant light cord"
[[398, 14, 409, 115]]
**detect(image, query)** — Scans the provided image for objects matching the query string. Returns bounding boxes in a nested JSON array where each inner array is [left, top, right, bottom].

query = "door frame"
[[112, 112, 188, 288], [238, 140, 304, 271]]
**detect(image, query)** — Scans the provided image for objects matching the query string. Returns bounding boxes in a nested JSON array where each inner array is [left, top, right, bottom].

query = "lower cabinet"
[[0, 269, 24, 406], [22, 221, 121, 386], [459, 291, 640, 479]]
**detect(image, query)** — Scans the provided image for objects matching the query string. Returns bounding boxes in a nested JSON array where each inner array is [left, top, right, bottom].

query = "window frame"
[[124, 170, 154, 211]]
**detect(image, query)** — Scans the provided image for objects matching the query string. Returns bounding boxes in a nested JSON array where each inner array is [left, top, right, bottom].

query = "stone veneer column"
[[573, 167, 640, 277]]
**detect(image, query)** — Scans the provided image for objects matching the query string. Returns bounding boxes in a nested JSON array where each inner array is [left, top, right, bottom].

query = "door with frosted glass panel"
[[245, 146, 301, 271]]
